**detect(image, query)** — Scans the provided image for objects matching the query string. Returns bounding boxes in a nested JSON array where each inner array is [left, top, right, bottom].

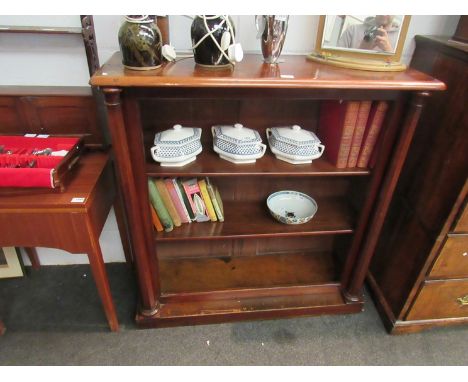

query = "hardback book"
[[165, 178, 190, 224], [347, 101, 372, 167], [319, 100, 361, 168], [182, 178, 210, 222], [176, 178, 196, 221], [172, 178, 192, 223], [155, 178, 182, 227], [206, 177, 224, 222], [357, 101, 389, 168], [149, 202, 163, 232], [147, 179, 173, 232], [198, 178, 218, 222]]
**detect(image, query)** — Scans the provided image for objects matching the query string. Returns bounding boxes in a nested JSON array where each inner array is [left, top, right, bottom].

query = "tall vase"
[[118, 15, 163, 70], [191, 15, 237, 68], [256, 15, 289, 64]]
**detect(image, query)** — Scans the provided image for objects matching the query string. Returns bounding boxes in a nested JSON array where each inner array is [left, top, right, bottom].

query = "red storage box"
[[0, 135, 83, 189]]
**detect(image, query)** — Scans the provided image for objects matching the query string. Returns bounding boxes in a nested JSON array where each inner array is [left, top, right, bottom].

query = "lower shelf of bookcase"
[[135, 284, 363, 328]]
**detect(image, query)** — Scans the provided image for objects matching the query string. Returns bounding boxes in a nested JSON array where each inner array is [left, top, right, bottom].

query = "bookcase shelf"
[[146, 150, 371, 178], [159, 251, 339, 297], [154, 198, 354, 242], [92, 53, 444, 328]]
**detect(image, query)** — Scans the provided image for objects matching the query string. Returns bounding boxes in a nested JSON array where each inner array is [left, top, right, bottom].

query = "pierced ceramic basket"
[[212, 123, 266, 164], [150, 124, 202, 167], [267, 125, 325, 164], [267, 190, 318, 225]]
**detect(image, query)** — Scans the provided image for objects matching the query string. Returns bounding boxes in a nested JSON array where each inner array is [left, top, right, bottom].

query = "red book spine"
[[319, 100, 360, 169], [357, 101, 388, 168], [164, 178, 189, 223], [347, 101, 372, 168]]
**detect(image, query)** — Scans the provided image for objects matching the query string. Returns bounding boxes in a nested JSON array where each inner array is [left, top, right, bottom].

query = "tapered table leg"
[[86, 219, 119, 332], [25, 247, 40, 270]]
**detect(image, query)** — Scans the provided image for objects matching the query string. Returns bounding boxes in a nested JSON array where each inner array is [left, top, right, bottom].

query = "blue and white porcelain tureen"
[[150, 124, 202, 167], [267, 125, 325, 164], [212, 123, 266, 164]]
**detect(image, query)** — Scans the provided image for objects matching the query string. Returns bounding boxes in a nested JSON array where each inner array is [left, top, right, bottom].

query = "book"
[[176, 178, 196, 221], [155, 178, 182, 227], [198, 178, 217, 222], [172, 178, 192, 223], [347, 101, 372, 167], [164, 178, 190, 224], [206, 177, 224, 222], [182, 178, 210, 222], [357, 101, 389, 168], [149, 202, 163, 232], [319, 100, 361, 168], [147, 179, 173, 232]]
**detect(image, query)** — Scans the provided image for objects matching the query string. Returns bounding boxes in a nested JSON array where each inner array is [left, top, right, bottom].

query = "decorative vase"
[[191, 15, 242, 67], [255, 15, 289, 64], [118, 15, 162, 70]]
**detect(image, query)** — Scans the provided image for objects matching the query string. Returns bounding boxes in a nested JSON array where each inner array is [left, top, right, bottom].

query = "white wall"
[[0, 15, 461, 265]]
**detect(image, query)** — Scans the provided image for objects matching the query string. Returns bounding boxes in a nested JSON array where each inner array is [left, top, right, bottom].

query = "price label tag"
[[280, 74, 295, 79], [71, 197, 86, 203], [37, 134, 50, 138], [24, 134, 37, 137]]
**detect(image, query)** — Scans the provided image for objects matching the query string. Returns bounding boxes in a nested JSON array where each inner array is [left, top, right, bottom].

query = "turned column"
[[102, 88, 160, 316], [344, 91, 432, 301]]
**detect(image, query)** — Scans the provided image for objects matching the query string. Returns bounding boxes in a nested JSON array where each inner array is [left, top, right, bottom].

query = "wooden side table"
[[0, 151, 122, 332]]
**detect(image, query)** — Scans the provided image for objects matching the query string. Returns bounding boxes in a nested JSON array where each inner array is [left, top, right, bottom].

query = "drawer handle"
[[457, 295, 468, 306]]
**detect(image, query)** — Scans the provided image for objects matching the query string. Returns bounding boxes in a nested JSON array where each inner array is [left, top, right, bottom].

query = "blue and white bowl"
[[212, 123, 266, 164], [267, 125, 325, 164], [267, 190, 318, 225], [151, 124, 202, 167]]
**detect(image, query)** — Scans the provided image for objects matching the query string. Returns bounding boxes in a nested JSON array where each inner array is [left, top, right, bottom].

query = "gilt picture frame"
[[309, 15, 411, 71], [0, 247, 24, 279]]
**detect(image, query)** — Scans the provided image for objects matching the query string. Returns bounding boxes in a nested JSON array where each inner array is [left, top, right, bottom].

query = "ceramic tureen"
[[266, 125, 325, 164], [212, 123, 266, 164], [150, 124, 202, 167]]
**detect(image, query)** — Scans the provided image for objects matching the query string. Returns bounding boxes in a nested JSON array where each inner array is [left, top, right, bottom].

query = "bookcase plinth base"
[[135, 288, 364, 328]]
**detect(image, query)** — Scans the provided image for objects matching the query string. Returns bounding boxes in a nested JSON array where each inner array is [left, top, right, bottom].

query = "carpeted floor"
[[0, 264, 467, 365]]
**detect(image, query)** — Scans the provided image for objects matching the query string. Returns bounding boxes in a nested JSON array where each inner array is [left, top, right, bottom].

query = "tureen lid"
[[269, 125, 321, 146], [213, 123, 262, 145], [154, 124, 201, 145]]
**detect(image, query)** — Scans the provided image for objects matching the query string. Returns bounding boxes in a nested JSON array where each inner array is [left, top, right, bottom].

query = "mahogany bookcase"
[[91, 53, 444, 328]]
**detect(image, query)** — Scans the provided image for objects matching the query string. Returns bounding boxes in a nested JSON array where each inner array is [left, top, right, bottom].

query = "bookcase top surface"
[[91, 52, 445, 91]]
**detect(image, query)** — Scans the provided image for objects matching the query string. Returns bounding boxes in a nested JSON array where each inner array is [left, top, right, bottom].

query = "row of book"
[[319, 100, 388, 169], [148, 177, 224, 233]]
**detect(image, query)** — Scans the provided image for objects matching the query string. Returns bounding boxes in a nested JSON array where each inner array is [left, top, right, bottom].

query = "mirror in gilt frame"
[[308, 15, 411, 71]]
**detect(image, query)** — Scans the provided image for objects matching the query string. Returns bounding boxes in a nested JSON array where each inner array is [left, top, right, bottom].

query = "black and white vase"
[[191, 15, 237, 68]]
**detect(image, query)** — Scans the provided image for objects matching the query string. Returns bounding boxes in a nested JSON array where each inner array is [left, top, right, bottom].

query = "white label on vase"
[[276, 15, 288, 21], [281, 74, 294, 79]]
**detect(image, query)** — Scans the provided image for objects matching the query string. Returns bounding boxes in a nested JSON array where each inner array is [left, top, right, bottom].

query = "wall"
[[0, 15, 461, 265]]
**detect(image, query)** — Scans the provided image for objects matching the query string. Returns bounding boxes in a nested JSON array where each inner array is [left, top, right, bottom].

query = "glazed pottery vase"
[[191, 15, 236, 67], [118, 15, 162, 70]]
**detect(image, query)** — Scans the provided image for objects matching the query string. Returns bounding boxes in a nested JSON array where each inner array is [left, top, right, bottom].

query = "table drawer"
[[453, 202, 468, 233], [406, 279, 468, 321], [429, 235, 468, 279]]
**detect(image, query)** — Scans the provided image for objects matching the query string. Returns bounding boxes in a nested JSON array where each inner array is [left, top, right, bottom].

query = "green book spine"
[[176, 178, 196, 221], [148, 178, 173, 232]]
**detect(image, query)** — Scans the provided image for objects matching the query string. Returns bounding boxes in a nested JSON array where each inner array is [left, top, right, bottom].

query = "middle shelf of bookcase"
[[146, 153, 371, 178]]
